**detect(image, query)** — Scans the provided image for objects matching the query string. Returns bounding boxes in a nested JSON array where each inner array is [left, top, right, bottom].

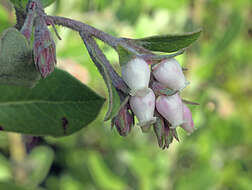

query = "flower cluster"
[[8, 0, 201, 145], [113, 56, 195, 149]]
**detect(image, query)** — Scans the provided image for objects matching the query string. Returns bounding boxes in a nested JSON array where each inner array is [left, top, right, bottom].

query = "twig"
[[49, 16, 122, 49]]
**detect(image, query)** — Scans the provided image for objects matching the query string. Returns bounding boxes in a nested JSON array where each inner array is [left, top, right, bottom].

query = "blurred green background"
[[0, 0, 252, 189]]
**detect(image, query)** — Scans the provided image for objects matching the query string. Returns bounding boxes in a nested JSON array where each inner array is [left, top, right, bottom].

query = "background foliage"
[[0, 0, 251, 189]]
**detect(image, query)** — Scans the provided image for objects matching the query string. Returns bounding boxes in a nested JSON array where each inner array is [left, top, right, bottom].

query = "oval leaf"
[[0, 69, 105, 137], [0, 28, 40, 87], [134, 29, 202, 53]]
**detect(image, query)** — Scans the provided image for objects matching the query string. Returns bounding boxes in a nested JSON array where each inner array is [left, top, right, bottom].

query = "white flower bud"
[[153, 58, 189, 91], [181, 104, 194, 134], [122, 58, 150, 96], [156, 94, 183, 128], [129, 88, 156, 126]]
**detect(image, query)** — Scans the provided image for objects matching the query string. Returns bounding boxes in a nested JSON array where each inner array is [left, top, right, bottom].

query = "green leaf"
[[81, 34, 121, 121], [104, 84, 121, 121], [0, 28, 41, 87], [10, 0, 56, 10], [116, 44, 137, 66], [0, 68, 105, 137], [134, 29, 202, 53], [26, 146, 54, 187]]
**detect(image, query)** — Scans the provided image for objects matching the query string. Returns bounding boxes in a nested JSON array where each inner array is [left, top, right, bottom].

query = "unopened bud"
[[153, 116, 175, 149], [129, 88, 156, 127], [156, 94, 183, 128], [153, 117, 165, 148], [112, 105, 134, 136], [153, 58, 189, 91], [181, 104, 194, 134], [122, 58, 150, 96], [34, 17, 57, 78]]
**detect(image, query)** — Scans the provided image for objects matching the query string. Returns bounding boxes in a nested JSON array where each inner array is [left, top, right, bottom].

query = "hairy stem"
[[49, 16, 122, 49]]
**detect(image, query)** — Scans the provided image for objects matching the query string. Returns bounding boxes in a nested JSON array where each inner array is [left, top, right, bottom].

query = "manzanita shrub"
[[0, 0, 201, 149]]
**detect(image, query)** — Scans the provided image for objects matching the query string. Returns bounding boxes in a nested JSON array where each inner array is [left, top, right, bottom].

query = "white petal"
[[156, 94, 183, 128], [122, 58, 150, 96], [181, 104, 194, 134], [153, 58, 189, 91], [130, 88, 156, 126]]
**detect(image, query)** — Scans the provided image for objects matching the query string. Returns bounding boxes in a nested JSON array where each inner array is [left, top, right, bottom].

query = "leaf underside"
[[0, 69, 105, 137]]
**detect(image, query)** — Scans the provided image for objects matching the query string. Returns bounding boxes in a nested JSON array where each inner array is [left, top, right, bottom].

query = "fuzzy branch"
[[49, 16, 122, 49]]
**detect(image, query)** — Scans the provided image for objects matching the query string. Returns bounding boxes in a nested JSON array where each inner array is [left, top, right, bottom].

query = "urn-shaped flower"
[[129, 88, 156, 126], [153, 58, 188, 91], [122, 58, 150, 96], [181, 104, 194, 134], [156, 93, 184, 128]]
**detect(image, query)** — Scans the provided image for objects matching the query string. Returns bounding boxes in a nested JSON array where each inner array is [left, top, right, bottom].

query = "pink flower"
[[181, 104, 194, 134], [156, 93, 183, 128], [129, 88, 156, 127], [152, 58, 189, 91], [122, 58, 150, 96]]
